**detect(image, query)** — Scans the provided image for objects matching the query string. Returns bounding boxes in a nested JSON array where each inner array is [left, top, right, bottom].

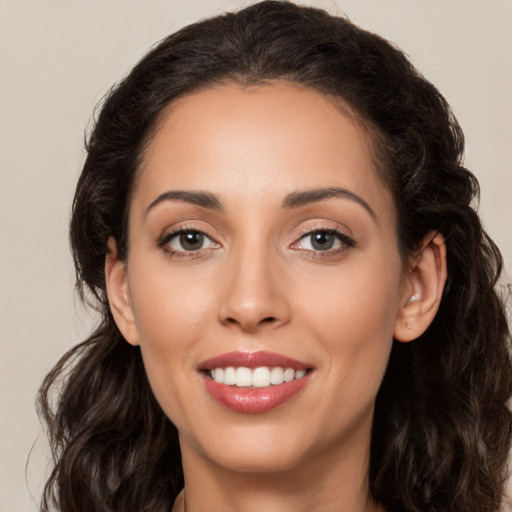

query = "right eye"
[[159, 229, 218, 255]]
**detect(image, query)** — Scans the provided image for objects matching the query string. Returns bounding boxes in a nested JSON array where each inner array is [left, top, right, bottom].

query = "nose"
[[218, 244, 291, 333]]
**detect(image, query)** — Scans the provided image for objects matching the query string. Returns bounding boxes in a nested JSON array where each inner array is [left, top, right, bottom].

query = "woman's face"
[[110, 83, 411, 476]]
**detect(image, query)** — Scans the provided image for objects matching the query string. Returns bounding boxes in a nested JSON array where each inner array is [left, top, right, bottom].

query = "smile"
[[199, 351, 314, 413], [208, 366, 307, 387]]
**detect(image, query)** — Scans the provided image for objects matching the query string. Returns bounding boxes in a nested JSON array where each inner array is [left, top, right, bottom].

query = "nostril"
[[225, 316, 277, 328]]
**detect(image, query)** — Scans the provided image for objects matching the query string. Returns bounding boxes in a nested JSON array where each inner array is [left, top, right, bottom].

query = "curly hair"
[[38, 1, 511, 511]]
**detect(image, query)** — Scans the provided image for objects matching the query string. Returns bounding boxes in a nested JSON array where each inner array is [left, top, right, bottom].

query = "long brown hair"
[[38, 2, 511, 510]]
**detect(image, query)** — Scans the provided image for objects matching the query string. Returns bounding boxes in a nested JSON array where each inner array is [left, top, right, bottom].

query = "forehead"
[[135, 82, 394, 221]]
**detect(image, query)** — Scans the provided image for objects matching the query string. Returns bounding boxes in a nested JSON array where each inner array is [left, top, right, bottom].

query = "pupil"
[[311, 232, 334, 251], [180, 232, 204, 251]]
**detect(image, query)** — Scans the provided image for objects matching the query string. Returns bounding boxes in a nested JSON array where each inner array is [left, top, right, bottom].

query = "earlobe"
[[394, 232, 447, 342], [105, 237, 139, 346]]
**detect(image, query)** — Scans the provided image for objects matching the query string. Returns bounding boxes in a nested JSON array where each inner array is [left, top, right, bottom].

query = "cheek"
[[294, 249, 402, 377], [300, 255, 400, 326], [126, 260, 216, 415], [130, 258, 215, 344]]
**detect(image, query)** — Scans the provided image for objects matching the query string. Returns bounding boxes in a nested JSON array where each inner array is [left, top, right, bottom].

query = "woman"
[[38, 1, 511, 511]]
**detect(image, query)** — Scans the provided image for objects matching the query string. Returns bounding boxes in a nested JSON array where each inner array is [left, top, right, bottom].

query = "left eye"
[[296, 230, 348, 251], [163, 230, 217, 252]]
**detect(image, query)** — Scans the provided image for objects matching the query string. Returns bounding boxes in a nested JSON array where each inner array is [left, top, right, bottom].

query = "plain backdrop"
[[1, 1, 511, 510]]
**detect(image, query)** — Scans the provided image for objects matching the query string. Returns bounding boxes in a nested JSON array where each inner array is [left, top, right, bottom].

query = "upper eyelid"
[[156, 220, 355, 247], [290, 217, 357, 248], [293, 228, 355, 248], [158, 225, 219, 248], [293, 221, 354, 242], [299, 227, 349, 238], [160, 222, 217, 238], [296, 224, 351, 237]]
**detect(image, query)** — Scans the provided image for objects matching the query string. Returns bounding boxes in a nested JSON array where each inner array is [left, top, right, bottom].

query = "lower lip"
[[202, 373, 311, 414]]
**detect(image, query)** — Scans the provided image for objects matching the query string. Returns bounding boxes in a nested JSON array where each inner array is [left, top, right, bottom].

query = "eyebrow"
[[145, 190, 223, 216], [145, 186, 376, 220], [282, 187, 376, 220]]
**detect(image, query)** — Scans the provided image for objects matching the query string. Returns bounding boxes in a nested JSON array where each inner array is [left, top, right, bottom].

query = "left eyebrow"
[[281, 186, 377, 221]]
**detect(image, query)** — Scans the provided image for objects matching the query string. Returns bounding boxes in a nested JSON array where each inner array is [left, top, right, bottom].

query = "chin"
[[205, 442, 309, 475], [185, 419, 335, 476]]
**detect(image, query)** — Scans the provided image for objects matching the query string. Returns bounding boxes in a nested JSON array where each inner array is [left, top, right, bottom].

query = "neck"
[[176, 433, 381, 512]]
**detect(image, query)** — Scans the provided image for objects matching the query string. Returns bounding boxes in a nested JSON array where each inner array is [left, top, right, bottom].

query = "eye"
[[294, 229, 354, 252], [159, 229, 218, 254]]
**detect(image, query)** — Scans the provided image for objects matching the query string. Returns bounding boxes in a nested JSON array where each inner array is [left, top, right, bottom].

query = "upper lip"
[[198, 351, 312, 371]]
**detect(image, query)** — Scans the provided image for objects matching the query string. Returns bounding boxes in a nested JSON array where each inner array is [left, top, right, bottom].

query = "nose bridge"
[[218, 233, 290, 331]]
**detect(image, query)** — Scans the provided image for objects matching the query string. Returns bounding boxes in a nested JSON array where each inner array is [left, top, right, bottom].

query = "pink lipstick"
[[199, 351, 313, 414]]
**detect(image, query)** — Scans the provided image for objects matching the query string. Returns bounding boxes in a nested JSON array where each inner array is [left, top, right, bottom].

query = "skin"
[[106, 82, 447, 512]]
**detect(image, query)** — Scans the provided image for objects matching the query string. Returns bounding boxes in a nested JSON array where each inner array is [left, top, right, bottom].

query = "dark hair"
[[38, 2, 511, 511]]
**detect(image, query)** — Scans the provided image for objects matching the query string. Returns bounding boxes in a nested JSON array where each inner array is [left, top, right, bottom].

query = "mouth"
[[205, 366, 309, 387], [198, 351, 314, 413]]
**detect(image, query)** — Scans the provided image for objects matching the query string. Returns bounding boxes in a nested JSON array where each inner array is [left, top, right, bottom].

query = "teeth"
[[283, 368, 295, 382], [295, 369, 306, 379], [209, 366, 308, 387], [235, 367, 252, 387], [224, 366, 236, 385], [252, 367, 271, 388], [270, 367, 284, 385]]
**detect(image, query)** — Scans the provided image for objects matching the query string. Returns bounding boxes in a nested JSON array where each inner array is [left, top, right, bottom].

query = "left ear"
[[394, 231, 447, 342]]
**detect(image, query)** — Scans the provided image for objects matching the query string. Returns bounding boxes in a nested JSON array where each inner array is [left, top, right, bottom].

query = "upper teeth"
[[211, 367, 307, 387]]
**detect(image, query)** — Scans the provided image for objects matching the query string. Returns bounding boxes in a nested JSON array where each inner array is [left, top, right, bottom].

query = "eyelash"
[[157, 225, 355, 259], [157, 225, 217, 259], [292, 226, 355, 258]]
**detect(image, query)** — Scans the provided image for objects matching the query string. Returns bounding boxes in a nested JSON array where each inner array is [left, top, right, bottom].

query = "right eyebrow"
[[145, 190, 223, 216]]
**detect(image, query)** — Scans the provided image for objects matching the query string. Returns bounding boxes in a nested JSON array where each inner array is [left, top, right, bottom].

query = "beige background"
[[1, 1, 511, 510]]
